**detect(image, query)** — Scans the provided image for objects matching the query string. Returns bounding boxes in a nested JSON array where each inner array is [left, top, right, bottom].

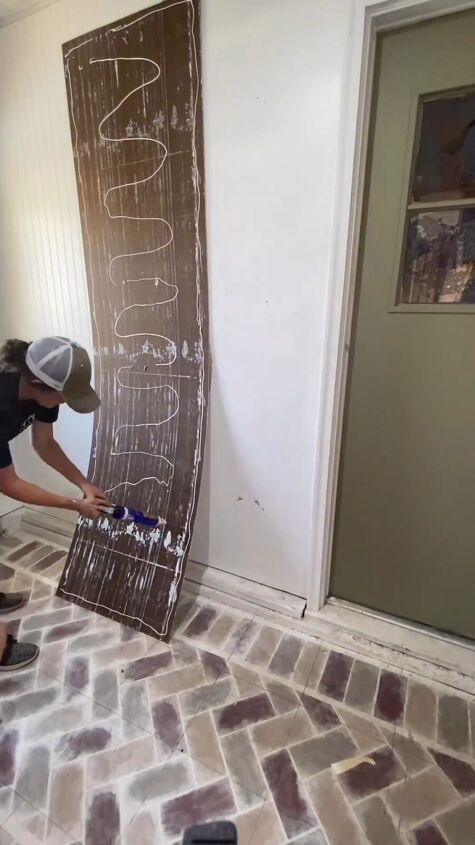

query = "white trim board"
[[1, 507, 23, 535], [20, 507, 306, 620], [308, 0, 475, 615], [305, 600, 475, 695]]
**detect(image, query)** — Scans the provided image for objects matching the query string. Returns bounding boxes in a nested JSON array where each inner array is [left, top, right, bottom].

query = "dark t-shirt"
[[0, 365, 59, 469]]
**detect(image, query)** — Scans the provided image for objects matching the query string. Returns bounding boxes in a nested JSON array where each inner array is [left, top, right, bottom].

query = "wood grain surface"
[[57, 0, 208, 640]]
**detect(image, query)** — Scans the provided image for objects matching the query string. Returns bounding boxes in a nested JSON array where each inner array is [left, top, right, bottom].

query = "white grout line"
[[4, 538, 474, 769]]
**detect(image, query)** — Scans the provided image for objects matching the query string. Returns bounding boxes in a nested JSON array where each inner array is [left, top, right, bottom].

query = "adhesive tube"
[[99, 505, 159, 528]]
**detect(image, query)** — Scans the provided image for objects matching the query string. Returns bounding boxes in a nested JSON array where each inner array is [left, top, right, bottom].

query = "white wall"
[[0, 0, 352, 596]]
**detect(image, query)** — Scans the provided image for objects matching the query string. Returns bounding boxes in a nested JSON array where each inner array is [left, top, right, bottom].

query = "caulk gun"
[[99, 505, 159, 529]]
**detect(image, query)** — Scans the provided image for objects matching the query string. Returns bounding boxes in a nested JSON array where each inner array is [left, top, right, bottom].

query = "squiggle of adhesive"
[[110, 383, 178, 487], [92, 55, 179, 492], [63, 0, 206, 639]]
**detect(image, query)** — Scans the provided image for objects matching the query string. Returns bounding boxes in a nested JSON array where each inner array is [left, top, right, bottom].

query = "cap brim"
[[64, 385, 100, 414]]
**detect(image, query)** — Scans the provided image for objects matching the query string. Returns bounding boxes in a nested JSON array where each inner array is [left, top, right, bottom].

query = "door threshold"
[[305, 598, 475, 695]]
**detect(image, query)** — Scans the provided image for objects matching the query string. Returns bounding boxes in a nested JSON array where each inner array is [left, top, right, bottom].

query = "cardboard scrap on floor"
[[332, 755, 376, 775]]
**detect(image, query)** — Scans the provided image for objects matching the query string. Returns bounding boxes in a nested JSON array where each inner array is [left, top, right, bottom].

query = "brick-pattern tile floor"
[[0, 530, 473, 843]]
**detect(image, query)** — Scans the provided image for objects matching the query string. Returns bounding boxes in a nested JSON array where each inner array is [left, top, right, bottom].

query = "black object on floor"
[[183, 821, 238, 844], [0, 591, 26, 615]]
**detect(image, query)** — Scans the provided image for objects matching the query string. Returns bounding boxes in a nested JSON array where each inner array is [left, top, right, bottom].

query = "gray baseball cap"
[[26, 337, 100, 414]]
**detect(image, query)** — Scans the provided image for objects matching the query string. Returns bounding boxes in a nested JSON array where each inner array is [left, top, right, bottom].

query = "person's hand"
[[79, 481, 111, 506], [75, 494, 105, 520]]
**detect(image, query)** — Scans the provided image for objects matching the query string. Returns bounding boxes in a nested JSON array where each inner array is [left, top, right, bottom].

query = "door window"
[[398, 89, 475, 305]]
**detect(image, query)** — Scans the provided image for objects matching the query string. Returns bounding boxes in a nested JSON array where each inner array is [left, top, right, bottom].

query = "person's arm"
[[31, 421, 110, 504], [0, 463, 100, 518]]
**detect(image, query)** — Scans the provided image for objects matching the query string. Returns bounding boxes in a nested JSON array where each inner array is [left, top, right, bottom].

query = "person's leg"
[[0, 622, 6, 660]]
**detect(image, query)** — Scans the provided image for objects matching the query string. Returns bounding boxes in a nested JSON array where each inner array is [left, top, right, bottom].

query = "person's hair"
[[0, 338, 30, 369], [0, 338, 56, 392]]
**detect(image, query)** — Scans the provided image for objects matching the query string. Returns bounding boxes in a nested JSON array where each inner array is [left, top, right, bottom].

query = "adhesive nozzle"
[[99, 505, 159, 528]]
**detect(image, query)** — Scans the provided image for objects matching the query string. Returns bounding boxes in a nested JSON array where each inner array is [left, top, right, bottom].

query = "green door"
[[331, 11, 475, 640]]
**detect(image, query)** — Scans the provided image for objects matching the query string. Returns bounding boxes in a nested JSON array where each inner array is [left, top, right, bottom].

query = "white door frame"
[[308, 0, 475, 614]]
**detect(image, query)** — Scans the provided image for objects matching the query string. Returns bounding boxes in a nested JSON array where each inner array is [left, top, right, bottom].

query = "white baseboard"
[[20, 507, 306, 620], [21, 507, 75, 544], [1, 507, 23, 535]]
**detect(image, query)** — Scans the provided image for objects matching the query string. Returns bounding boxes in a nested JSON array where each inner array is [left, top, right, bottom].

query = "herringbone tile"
[[0, 529, 474, 844]]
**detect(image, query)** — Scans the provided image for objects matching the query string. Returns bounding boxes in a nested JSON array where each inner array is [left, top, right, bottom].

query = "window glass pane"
[[400, 209, 475, 304], [413, 90, 475, 202]]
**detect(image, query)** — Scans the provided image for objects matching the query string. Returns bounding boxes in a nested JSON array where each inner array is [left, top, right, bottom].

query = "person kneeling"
[[0, 336, 110, 670]]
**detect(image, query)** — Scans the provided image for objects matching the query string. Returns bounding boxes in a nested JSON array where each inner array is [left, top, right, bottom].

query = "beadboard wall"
[[0, 0, 97, 512]]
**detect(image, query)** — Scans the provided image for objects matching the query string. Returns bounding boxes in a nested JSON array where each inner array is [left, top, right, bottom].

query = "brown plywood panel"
[[57, 0, 208, 640]]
